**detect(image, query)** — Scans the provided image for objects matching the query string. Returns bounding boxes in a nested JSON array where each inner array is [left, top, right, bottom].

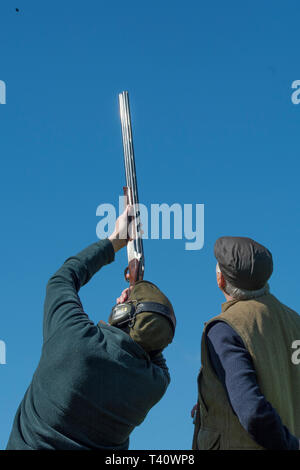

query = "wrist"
[[108, 235, 125, 253]]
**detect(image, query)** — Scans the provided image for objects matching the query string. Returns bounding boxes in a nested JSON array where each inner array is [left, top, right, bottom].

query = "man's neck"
[[223, 291, 234, 302]]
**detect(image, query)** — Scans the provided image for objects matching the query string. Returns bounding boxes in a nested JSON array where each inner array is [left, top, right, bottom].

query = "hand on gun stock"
[[116, 286, 132, 305]]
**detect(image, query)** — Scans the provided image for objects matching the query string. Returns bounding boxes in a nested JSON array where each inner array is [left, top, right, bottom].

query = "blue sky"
[[0, 0, 300, 450]]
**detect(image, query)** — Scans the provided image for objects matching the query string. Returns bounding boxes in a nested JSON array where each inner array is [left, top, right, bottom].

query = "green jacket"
[[194, 293, 300, 450], [6, 239, 170, 450]]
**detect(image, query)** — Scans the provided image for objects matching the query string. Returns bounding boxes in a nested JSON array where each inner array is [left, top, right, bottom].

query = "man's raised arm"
[[43, 207, 130, 342]]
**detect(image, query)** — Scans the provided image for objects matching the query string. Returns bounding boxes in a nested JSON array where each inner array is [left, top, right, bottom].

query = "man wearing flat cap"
[[6, 207, 175, 450], [192, 236, 300, 450]]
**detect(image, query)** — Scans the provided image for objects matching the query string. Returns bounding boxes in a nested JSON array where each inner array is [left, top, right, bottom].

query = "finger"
[[191, 405, 197, 418], [119, 289, 128, 303], [123, 291, 129, 301]]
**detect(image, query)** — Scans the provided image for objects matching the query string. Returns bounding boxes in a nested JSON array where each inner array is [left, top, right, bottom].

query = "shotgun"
[[119, 91, 145, 286]]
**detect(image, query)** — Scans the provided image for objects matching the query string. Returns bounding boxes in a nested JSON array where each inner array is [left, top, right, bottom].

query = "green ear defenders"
[[108, 301, 176, 333]]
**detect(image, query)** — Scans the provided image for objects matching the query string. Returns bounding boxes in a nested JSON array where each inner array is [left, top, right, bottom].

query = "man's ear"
[[217, 271, 226, 290]]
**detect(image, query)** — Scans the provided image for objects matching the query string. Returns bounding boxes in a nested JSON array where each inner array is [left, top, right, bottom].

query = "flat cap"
[[214, 236, 273, 290]]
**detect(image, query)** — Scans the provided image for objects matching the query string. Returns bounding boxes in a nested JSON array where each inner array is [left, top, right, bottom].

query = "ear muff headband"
[[109, 301, 176, 332], [135, 302, 176, 332]]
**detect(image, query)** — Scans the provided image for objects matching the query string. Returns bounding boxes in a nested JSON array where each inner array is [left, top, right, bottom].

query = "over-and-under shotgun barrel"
[[119, 91, 144, 285]]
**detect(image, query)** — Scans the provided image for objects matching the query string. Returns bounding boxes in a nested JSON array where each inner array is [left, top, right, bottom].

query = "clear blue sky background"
[[0, 0, 300, 450]]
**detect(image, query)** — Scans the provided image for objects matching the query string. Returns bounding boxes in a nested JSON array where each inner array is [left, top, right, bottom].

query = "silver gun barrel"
[[119, 92, 138, 201], [119, 91, 144, 271]]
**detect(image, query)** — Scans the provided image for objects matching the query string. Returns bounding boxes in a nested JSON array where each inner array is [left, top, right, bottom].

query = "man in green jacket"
[[6, 208, 176, 450], [192, 236, 300, 450]]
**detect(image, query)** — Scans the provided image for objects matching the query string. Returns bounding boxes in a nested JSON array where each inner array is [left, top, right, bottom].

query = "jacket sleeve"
[[150, 353, 170, 377], [43, 239, 115, 342], [206, 321, 299, 450]]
